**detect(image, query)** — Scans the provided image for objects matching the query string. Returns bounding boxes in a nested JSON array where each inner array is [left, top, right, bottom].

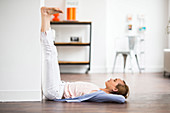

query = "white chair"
[[112, 36, 141, 73]]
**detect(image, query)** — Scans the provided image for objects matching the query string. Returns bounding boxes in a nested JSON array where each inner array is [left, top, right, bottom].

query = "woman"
[[41, 7, 129, 103]]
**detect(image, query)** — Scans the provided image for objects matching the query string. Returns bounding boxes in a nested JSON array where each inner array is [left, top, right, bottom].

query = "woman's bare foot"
[[41, 7, 63, 16], [41, 7, 63, 32]]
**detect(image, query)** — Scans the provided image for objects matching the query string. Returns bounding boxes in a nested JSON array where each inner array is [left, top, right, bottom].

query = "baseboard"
[[0, 90, 41, 102], [60, 66, 107, 74], [60, 65, 164, 73], [60, 67, 88, 74], [145, 66, 164, 73], [90, 66, 163, 73], [106, 65, 164, 73], [89, 66, 107, 73]]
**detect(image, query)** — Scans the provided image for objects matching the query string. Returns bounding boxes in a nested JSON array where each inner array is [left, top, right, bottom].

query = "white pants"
[[41, 28, 65, 100]]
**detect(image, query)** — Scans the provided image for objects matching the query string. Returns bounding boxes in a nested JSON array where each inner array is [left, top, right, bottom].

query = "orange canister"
[[67, 7, 76, 21]]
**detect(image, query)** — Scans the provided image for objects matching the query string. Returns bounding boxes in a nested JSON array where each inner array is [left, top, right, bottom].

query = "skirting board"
[[0, 91, 41, 102], [60, 65, 164, 73], [90, 66, 164, 73], [106, 66, 164, 73], [60, 66, 107, 74]]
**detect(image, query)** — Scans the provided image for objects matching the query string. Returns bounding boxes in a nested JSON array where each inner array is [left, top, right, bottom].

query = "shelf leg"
[[85, 67, 90, 74], [163, 71, 166, 77]]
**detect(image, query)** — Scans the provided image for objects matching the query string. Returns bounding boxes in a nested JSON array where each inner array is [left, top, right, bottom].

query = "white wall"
[[0, 0, 41, 101], [45, 0, 168, 73], [106, 0, 168, 73]]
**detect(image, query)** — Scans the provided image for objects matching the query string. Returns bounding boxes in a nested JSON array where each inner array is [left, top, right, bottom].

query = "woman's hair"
[[111, 81, 130, 99]]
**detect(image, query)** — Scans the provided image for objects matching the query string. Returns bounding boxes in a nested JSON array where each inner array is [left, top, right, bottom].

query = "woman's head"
[[105, 78, 129, 98]]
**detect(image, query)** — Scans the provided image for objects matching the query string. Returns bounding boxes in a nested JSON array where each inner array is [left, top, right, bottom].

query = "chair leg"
[[129, 53, 134, 73], [135, 54, 141, 73], [122, 54, 128, 73], [112, 53, 118, 73]]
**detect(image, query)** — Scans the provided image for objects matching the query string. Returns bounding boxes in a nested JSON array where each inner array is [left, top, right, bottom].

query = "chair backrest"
[[115, 36, 137, 52], [128, 36, 137, 51], [115, 37, 129, 52]]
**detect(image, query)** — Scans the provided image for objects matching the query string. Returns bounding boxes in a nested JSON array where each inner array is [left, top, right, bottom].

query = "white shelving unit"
[[51, 21, 92, 73]]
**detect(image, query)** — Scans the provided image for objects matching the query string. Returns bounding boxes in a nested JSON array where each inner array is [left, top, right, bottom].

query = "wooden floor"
[[1, 73, 170, 113]]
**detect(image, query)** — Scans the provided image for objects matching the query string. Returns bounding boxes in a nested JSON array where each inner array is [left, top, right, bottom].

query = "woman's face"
[[105, 78, 125, 92]]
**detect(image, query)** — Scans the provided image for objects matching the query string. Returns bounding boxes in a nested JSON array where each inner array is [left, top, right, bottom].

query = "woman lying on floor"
[[41, 7, 129, 103]]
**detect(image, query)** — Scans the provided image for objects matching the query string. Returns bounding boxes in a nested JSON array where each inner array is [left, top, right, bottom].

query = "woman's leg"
[[40, 7, 65, 100]]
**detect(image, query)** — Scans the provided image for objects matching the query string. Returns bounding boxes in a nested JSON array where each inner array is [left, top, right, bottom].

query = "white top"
[[64, 81, 100, 98]]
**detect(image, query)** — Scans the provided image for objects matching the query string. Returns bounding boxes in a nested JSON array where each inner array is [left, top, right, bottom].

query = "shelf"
[[59, 61, 90, 65], [54, 42, 90, 46], [51, 21, 92, 73], [51, 21, 91, 25]]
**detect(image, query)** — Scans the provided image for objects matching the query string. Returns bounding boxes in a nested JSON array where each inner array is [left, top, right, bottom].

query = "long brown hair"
[[112, 81, 130, 99]]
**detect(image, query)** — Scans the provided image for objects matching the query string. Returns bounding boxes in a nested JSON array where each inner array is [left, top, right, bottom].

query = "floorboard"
[[0, 73, 170, 113]]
